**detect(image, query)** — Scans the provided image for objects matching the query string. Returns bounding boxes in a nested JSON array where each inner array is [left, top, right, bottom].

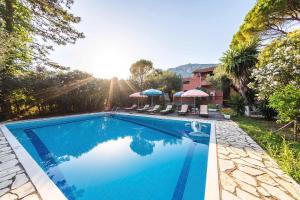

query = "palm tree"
[[220, 40, 258, 104]]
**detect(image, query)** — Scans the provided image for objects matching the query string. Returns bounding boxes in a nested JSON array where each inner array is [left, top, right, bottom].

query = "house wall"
[[177, 68, 224, 105], [182, 74, 201, 91]]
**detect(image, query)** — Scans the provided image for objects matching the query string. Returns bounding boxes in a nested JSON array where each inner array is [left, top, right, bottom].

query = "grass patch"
[[232, 116, 300, 184]]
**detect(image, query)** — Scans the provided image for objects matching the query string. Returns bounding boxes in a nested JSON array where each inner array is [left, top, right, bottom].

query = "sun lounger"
[[147, 105, 160, 113], [160, 105, 173, 114], [177, 104, 189, 115], [199, 105, 208, 117], [137, 104, 150, 112], [124, 104, 137, 111]]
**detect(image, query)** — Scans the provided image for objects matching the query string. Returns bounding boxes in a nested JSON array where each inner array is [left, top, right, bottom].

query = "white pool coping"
[[0, 124, 67, 200], [1, 112, 220, 200]]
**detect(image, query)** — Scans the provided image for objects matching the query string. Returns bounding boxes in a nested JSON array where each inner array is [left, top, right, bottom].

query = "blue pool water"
[[6, 113, 211, 200]]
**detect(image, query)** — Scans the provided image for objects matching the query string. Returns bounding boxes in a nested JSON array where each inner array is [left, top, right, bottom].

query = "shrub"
[[269, 84, 300, 123], [228, 95, 245, 116], [221, 108, 236, 116], [208, 104, 218, 109], [257, 100, 277, 120]]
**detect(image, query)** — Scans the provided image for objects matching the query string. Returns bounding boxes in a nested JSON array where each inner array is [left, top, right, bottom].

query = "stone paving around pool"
[[216, 121, 300, 200], [0, 130, 41, 200]]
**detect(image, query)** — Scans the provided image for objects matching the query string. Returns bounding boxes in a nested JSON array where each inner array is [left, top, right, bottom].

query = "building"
[[175, 66, 224, 105]]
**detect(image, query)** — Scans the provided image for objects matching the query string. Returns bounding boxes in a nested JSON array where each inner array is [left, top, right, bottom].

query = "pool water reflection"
[[7, 114, 210, 200]]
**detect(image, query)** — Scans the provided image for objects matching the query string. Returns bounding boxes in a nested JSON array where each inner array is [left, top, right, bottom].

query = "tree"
[[144, 70, 182, 102], [0, 0, 84, 62], [269, 84, 300, 123], [231, 0, 300, 48], [157, 71, 182, 101], [251, 30, 300, 99], [0, 0, 83, 119], [228, 95, 245, 116], [206, 66, 233, 102], [107, 77, 121, 108], [130, 59, 153, 89], [0, 31, 30, 119], [220, 40, 258, 104]]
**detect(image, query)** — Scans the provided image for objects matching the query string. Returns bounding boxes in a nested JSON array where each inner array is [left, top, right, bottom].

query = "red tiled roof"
[[193, 66, 216, 73]]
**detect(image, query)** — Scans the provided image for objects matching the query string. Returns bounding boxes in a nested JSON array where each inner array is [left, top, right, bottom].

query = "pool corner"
[[0, 124, 67, 200]]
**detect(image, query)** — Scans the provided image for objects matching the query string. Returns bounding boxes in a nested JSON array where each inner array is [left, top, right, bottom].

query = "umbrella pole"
[[194, 97, 196, 114], [151, 96, 153, 106]]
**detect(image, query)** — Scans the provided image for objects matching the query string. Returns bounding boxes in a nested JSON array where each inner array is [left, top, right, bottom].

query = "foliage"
[[233, 116, 300, 184], [130, 59, 153, 89], [251, 30, 300, 99], [228, 95, 245, 116], [157, 71, 182, 101], [0, 0, 84, 120], [0, 0, 84, 63], [230, 0, 300, 48], [144, 70, 182, 101], [1, 68, 139, 120], [220, 40, 258, 103], [257, 100, 277, 120], [206, 74, 227, 91], [269, 84, 300, 123], [206, 65, 232, 91], [208, 104, 218, 109], [107, 77, 122, 108], [220, 108, 236, 116]]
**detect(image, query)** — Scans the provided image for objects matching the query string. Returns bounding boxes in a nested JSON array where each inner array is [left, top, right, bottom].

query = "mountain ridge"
[[167, 63, 217, 78]]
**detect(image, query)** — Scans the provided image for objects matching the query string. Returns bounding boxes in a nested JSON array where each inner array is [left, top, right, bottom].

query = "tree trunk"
[[238, 82, 249, 105], [4, 0, 14, 33], [239, 89, 248, 103], [168, 93, 173, 103], [294, 119, 298, 141]]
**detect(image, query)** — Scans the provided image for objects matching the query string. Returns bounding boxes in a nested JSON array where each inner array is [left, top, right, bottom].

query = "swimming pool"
[[2, 113, 217, 200]]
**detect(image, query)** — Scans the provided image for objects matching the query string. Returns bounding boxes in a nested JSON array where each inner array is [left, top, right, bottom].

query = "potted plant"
[[221, 108, 236, 119]]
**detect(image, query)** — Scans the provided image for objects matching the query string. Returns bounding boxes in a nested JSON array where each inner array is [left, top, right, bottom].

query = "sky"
[[49, 0, 256, 79]]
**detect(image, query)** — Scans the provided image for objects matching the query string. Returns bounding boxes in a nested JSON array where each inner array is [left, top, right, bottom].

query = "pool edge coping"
[[0, 124, 67, 200], [1, 112, 220, 200], [204, 120, 220, 200]]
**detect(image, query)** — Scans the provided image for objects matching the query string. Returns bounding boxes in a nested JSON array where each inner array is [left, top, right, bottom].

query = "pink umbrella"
[[182, 89, 209, 113], [129, 92, 147, 107], [129, 92, 147, 98]]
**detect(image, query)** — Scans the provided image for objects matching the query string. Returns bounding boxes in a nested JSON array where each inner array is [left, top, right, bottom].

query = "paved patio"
[[0, 112, 300, 200], [216, 121, 300, 200]]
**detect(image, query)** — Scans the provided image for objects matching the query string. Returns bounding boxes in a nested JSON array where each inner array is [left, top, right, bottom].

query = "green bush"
[[228, 95, 245, 116], [221, 108, 236, 116], [257, 100, 277, 120], [269, 84, 300, 123], [208, 104, 218, 109]]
